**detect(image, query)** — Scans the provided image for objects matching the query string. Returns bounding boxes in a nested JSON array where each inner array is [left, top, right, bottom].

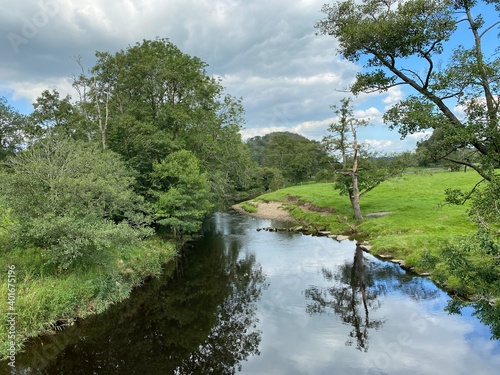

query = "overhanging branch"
[[442, 156, 492, 181]]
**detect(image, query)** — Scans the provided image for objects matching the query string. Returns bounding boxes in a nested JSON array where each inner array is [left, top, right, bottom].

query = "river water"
[[6, 212, 500, 374]]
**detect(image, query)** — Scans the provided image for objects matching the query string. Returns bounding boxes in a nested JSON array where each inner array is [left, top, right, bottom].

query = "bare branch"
[[442, 156, 492, 181], [480, 20, 500, 39]]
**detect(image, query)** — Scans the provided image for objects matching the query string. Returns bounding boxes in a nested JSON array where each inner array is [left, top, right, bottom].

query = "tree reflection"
[[305, 245, 384, 351], [446, 299, 500, 340], [305, 245, 440, 352], [11, 215, 267, 375], [174, 248, 267, 374]]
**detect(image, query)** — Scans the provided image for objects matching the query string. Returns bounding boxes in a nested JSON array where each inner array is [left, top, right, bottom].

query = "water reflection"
[[4, 213, 500, 375], [305, 245, 440, 352], [9, 216, 267, 375], [446, 299, 500, 340]]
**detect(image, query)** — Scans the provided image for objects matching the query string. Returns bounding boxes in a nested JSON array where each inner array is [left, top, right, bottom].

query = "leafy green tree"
[[247, 132, 331, 183], [71, 38, 253, 202], [0, 137, 151, 269], [150, 150, 213, 237], [259, 167, 286, 192], [316, 0, 499, 187], [323, 98, 405, 219], [0, 97, 31, 161], [31, 90, 92, 141]]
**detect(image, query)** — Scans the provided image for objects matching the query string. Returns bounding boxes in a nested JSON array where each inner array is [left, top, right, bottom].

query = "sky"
[[0, 0, 497, 152]]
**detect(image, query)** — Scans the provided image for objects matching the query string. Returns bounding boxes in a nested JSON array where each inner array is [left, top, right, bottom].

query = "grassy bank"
[[0, 236, 177, 360], [252, 170, 482, 276]]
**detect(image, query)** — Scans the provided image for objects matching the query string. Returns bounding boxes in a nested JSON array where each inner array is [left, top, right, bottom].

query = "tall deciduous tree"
[[71, 38, 253, 201], [0, 97, 30, 161], [316, 0, 499, 189], [323, 98, 404, 220]]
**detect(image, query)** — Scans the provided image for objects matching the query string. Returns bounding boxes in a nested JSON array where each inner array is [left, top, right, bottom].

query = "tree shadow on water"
[[9, 230, 268, 375], [304, 245, 440, 352], [305, 246, 385, 352]]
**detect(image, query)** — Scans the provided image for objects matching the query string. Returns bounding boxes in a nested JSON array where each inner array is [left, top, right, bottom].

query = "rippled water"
[[6, 212, 500, 374]]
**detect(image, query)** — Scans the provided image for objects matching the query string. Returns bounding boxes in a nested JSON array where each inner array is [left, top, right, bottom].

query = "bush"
[[0, 137, 152, 269]]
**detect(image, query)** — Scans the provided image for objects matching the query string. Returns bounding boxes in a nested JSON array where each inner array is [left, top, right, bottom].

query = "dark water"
[[5, 212, 500, 374]]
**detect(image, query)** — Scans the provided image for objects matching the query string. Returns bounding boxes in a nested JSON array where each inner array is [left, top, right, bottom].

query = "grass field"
[[254, 170, 482, 272]]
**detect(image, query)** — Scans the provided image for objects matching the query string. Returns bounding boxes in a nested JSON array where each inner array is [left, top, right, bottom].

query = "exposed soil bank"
[[232, 201, 296, 222]]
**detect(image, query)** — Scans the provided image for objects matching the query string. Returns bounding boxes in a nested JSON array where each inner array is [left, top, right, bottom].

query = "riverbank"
[[0, 236, 178, 361], [236, 171, 500, 300], [232, 201, 295, 222]]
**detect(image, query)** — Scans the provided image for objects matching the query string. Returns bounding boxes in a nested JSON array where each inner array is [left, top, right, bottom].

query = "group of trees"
[[246, 132, 332, 186], [317, 0, 499, 300], [0, 38, 260, 268]]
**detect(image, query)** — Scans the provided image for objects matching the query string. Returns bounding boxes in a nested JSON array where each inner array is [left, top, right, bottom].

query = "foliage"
[[247, 132, 331, 183], [259, 166, 287, 191], [0, 97, 31, 161], [316, 0, 500, 210], [31, 89, 92, 141], [0, 137, 151, 269], [69, 38, 254, 201], [150, 150, 213, 237], [439, 176, 500, 301], [436, 229, 500, 298]]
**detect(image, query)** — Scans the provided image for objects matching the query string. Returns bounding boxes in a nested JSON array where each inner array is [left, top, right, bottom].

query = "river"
[[6, 212, 500, 374]]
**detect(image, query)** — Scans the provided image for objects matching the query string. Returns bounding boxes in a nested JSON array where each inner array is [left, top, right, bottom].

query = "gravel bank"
[[232, 201, 296, 222]]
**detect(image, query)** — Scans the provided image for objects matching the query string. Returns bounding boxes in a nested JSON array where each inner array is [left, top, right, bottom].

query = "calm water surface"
[[6, 212, 500, 374]]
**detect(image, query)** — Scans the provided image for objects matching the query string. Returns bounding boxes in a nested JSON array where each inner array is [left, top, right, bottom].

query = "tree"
[[0, 137, 151, 269], [247, 132, 331, 184], [31, 90, 89, 140], [149, 150, 213, 237], [0, 97, 30, 161], [316, 0, 500, 305], [324, 98, 366, 219], [323, 98, 405, 219], [70, 38, 254, 202], [316, 0, 499, 191]]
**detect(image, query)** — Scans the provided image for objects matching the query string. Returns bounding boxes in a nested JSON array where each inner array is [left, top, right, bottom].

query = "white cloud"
[[407, 130, 433, 140], [364, 139, 395, 149], [383, 86, 404, 108], [354, 107, 383, 123], [0, 0, 415, 152], [0, 76, 76, 103]]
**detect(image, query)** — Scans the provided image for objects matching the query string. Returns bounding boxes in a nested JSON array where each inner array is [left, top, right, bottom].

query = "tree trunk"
[[350, 120, 363, 220], [350, 180, 363, 220]]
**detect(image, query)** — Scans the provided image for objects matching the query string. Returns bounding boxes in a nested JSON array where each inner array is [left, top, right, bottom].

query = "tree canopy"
[[0, 137, 151, 269], [317, 0, 500, 301], [72, 38, 254, 201], [316, 0, 500, 181], [246, 132, 331, 183]]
